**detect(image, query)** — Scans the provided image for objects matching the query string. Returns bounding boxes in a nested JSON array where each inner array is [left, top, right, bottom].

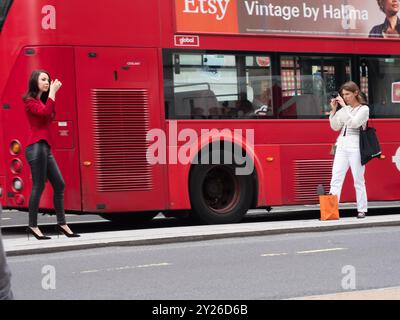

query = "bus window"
[[163, 51, 273, 119], [0, 0, 13, 32], [360, 57, 400, 118], [278, 55, 351, 119], [246, 56, 274, 117]]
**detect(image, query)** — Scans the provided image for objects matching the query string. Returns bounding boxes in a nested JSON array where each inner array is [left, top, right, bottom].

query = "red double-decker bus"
[[1, 0, 400, 224]]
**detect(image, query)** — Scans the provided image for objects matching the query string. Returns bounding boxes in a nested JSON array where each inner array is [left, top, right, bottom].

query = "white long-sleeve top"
[[329, 105, 369, 149]]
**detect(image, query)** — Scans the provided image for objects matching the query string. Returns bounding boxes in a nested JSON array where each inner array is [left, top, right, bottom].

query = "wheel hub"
[[202, 166, 240, 214]]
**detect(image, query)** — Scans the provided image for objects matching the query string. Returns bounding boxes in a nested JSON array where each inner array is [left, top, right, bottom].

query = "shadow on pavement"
[[2, 207, 399, 237]]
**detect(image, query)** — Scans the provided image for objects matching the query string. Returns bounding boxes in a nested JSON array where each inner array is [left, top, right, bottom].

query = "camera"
[[330, 91, 339, 99], [330, 91, 341, 109]]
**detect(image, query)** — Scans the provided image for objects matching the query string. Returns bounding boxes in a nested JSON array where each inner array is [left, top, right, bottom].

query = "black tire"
[[99, 212, 159, 224], [189, 163, 254, 224]]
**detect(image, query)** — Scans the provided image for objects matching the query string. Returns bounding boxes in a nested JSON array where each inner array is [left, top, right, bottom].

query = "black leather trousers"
[[25, 141, 66, 227]]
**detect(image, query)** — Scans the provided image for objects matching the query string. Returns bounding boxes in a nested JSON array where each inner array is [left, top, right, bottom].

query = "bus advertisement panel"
[[175, 0, 396, 38]]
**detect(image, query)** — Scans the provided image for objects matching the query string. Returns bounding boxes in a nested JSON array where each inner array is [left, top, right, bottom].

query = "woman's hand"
[[48, 79, 62, 101], [50, 79, 62, 93], [335, 94, 345, 107]]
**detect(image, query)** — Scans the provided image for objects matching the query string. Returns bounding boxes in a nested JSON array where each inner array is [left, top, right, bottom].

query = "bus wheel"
[[189, 164, 253, 224], [99, 212, 159, 224]]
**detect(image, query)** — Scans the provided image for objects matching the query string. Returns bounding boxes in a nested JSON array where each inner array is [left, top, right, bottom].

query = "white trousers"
[[329, 147, 368, 213]]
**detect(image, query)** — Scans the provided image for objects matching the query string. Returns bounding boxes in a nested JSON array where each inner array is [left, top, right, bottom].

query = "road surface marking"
[[261, 253, 289, 257], [261, 248, 347, 257], [296, 248, 347, 254], [81, 270, 100, 274], [1, 218, 11, 221], [137, 263, 171, 268], [79, 262, 171, 274]]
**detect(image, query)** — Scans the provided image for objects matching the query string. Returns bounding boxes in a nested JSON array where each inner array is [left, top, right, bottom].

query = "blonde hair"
[[339, 81, 366, 104]]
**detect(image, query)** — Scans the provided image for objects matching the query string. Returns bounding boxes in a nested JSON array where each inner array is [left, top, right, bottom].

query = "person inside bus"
[[0, 205, 13, 300], [23, 70, 80, 239], [369, 0, 400, 38], [236, 99, 255, 118], [247, 80, 272, 116], [329, 81, 369, 219]]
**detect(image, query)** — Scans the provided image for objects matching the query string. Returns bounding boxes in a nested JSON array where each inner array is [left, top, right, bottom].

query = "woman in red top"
[[23, 70, 79, 239]]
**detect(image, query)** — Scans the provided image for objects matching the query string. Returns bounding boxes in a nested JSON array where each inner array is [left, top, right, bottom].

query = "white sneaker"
[[357, 212, 366, 219]]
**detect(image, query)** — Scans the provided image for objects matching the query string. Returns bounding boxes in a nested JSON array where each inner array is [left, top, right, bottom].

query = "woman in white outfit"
[[329, 81, 369, 219]]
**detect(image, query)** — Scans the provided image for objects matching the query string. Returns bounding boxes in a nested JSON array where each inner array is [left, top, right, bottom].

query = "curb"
[[4, 215, 400, 256]]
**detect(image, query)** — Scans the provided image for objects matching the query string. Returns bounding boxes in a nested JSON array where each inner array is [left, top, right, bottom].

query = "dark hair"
[[23, 70, 51, 104], [339, 81, 366, 104], [377, 0, 384, 12]]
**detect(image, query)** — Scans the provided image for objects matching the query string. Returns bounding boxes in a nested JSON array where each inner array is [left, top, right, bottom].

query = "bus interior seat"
[[173, 89, 220, 118]]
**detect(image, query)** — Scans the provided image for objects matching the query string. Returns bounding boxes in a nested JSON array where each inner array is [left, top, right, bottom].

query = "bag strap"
[[365, 104, 373, 128], [358, 104, 371, 131]]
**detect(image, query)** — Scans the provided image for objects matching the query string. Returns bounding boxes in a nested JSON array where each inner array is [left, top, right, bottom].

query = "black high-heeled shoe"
[[55, 224, 80, 238], [26, 227, 52, 240]]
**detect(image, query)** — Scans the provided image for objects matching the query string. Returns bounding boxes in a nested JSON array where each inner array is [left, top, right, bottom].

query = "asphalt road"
[[6, 225, 400, 300]]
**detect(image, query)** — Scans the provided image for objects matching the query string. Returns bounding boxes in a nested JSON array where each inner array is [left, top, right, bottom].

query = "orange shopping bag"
[[319, 195, 339, 220]]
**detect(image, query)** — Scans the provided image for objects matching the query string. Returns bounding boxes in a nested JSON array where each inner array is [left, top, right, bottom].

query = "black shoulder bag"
[[359, 121, 381, 165]]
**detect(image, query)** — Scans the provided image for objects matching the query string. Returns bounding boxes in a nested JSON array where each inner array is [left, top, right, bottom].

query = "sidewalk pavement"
[[291, 286, 400, 300], [3, 213, 400, 256]]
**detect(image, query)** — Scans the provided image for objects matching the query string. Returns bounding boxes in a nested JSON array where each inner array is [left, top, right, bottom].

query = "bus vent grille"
[[92, 89, 153, 192], [294, 160, 333, 203]]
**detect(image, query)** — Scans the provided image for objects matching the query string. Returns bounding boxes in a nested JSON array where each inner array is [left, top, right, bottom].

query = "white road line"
[[1, 218, 11, 221], [261, 253, 289, 257], [137, 263, 171, 268], [79, 262, 171, 274], [81, 270, 100, 274], [296, 248, 347, 254]]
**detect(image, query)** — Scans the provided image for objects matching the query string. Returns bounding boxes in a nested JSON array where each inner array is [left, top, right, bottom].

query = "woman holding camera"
[[329, 81, 369, 218], [24, 70, 80, 239]]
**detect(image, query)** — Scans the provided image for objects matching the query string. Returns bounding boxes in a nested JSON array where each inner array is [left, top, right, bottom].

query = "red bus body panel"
[[74, 47, 167, 212], [1, 47, 81, 210]]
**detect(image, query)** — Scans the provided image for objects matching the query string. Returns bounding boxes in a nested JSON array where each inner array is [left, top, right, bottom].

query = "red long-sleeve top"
[[24, 97, 55, 148]]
